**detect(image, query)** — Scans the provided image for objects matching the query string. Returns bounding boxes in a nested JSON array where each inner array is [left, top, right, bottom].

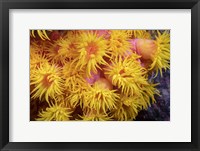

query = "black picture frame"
[[0, 0, 199, 151]]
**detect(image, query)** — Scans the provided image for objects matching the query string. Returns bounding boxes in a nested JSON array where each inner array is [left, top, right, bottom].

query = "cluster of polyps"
[[30, 30, 170, 121]]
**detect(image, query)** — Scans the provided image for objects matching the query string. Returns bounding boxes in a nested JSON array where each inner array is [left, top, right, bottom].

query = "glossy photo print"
[[30, 30, 170, 121]]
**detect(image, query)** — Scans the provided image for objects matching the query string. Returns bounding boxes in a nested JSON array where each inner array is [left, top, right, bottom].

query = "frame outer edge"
[[198, 1, 200, 151], [1, 0, 9, 150], [0, 0, 3, 150], [191, 1, 198, 150], [0, 0, 200, 151]]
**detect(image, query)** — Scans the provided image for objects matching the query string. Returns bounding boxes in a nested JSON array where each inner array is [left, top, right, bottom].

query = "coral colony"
[[30, 30, 170, 121]]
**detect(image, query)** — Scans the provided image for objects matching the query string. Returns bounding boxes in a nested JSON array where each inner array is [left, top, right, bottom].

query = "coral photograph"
[[30, 30, 170, 121]]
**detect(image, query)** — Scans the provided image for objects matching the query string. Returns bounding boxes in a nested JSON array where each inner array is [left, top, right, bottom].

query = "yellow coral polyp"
[[46, 41, 69, 65], [30, 63, 64, 103], [83, 81, 120, 113], [108, 30, 132, 58], [149, 31, 170, 77], [110, 95, 143, 121], [104, 56, 148, 96], [72, 31, 109, 77], [30, 53, 49, 71], [139, 83, 160, 109], [67, 92, 82, 108], [36, 102, 72, 121]]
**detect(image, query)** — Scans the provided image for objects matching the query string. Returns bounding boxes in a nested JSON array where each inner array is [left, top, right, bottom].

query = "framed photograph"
[[1, 0, 199, 150]]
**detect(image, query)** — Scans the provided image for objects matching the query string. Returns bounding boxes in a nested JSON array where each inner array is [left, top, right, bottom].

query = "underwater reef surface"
[[136, 70, 170, 121]]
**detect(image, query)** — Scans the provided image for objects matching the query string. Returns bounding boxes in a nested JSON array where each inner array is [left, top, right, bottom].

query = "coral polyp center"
[[86, 42, 98, 57], [42, 74, 53, 88]]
